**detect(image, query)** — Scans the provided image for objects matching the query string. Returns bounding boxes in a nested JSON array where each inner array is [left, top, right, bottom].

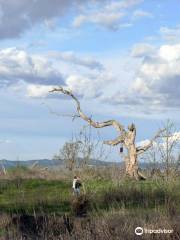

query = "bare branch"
[[136, 128, 165, 155], [50, 87, 125, 133], [42, 102, 80, 120]]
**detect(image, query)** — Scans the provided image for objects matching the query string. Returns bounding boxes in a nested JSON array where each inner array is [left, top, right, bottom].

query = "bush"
[[71, 194, 90, 217]]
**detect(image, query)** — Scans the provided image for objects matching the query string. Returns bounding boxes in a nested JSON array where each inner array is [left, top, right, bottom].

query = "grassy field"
[[0, 167, 180, 239], [0, 177, 180, 213]]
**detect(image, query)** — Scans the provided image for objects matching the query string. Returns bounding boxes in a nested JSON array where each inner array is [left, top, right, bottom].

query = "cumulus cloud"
[[62, 69, 114, 98], [0, 47, 113, 99], [48, 51, 104, 71], [104, 44, 180, 111], [0, 0, 107, 39], [0, 47, 63, 87], [26, 71, 114, 99], [138, 131, 180, 150], [65, 74, 103, 98], [26, 73, 106, 98], [132, 44, 180, 102], [72, 0, 143, 30]]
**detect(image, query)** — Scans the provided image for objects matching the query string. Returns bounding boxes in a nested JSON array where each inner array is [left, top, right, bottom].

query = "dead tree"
[[50, 87, 164, 180]]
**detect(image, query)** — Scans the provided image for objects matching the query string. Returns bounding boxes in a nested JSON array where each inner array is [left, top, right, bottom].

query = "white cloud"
[[137, 131, 180, 151], [158, 131, 180, 149], [73, 11, 125, 30], [104, 43, 180, 111], [167, 132, 180, 143], [137, 131, 180, 146], [66, 75, 99, 97], [72, 0, 143, 30], [137, 139, 155, 148], [158, 44, 180, 61], [133, 44, 180, 98], [0, 47, 63, 87], [26, 84, 58, 98], [0, 0, 107, 39], [137, 139, 150, 146], [26, 73, 104, 98], [131, 43, 156, 57], [48, 51, 104, 71], [104, 0, 143, 11], [65, 72, 114, 98], [132, 44, 180, 107], [0, 47, 115, 100], [26, 71, 114, 99]]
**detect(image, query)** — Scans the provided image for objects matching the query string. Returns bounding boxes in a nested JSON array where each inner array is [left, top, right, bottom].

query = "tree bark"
[[123, 124, 141, 179]]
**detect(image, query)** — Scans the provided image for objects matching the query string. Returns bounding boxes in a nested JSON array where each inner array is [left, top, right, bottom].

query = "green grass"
[[0, 179, 71, 214], [0, 177, 179, 215]]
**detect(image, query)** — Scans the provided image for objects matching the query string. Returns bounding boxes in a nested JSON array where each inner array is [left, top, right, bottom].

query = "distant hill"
[[0, 159, 64, 169], [0, 158, 121, 169], [0, 159, 153, 170]]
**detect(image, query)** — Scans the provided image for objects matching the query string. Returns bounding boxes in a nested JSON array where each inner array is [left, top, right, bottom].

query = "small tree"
[[142, 143, 159, 177], [156, 120, 180, 179], [54, 125, 110, 169], [77, 125, 110, 167], [54, 139, 81, 171], [141, 120, 180, 179]]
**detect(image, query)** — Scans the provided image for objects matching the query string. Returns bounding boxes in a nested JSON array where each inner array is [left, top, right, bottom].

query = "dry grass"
[[1, 208, 179, 240]]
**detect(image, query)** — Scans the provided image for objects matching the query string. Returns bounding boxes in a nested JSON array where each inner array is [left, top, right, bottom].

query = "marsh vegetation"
[[0, 165, 179, 239]]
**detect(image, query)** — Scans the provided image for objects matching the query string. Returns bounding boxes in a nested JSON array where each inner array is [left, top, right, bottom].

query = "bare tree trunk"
[[126, 146, 138, 178], [123, 124, 139, 179]]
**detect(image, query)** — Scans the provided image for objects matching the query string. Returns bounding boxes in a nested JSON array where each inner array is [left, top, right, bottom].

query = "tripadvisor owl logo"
[[135, 227, 143, 235]]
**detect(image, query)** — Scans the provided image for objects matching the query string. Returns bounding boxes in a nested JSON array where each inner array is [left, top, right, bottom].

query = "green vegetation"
[[0, 178, 71, 214], [0, 167, 179, 239], [0, 176, 179, 215]]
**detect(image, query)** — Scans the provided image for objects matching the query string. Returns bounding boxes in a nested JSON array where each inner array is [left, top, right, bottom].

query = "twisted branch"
[[50, 87, 125, 135]]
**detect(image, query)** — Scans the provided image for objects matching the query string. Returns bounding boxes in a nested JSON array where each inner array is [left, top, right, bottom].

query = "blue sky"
[[0, 0, 180, 160]]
